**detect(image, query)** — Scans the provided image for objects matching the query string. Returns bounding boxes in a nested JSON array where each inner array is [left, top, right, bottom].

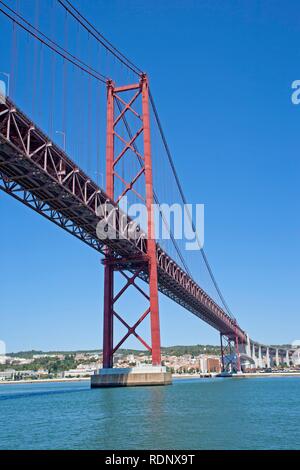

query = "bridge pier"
[[286, 350, 290, 366], [275, 348, 280, 367], [91, 367, 172, 388], [266, 347, 270, 368], [251, 343, 258, 368], [246, 334, 251, 357], [258, 345, 263, 369]]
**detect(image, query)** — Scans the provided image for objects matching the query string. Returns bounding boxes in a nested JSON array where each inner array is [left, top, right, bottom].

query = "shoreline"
[[1, 371, 300, 385], [235, 372, 300, 378], [0, 377, 91, 385]]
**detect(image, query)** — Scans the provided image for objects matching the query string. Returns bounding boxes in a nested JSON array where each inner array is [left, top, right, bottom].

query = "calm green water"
[[0, 377, 300, 449]]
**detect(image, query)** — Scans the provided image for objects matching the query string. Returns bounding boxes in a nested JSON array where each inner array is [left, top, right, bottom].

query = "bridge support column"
[[258, 345, 263, 368], [232, 321, 242, 373], [142, 75, 161, 367], [103, 256, 114, 369], [275, 348, 280, 367], [251, 343, 257, 368], [220, 333, 225, 372], [246, 334, 251, 357], [235, 334, 241, 372], [102, 81, 115, 369], [266, 347, 270, 368], [285, 350, 290, 366]]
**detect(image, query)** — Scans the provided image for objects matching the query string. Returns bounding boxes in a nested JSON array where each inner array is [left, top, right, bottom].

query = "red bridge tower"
[[92, 74, 171, 386]]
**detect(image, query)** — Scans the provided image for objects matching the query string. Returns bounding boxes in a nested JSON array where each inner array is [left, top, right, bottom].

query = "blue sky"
[[0, 0, 300, 352]]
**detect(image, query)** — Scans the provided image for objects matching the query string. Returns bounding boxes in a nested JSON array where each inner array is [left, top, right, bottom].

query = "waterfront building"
[[0, 369, 16, 380], [199, 355, 221, 374]]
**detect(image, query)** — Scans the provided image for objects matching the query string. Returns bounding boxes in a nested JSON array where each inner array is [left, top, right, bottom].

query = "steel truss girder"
[[220, 333, 241, 372], [0, 172, 105, 253], [0, 98, 147, 258]]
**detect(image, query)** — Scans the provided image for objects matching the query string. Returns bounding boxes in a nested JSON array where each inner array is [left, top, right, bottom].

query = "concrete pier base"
[[91, 366, 172, 388]]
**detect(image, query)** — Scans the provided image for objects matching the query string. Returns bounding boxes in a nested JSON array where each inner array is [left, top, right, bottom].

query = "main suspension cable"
[[149, 90, 236, 320], [57, 0, 142, 76], [0, 1, 108, 84]]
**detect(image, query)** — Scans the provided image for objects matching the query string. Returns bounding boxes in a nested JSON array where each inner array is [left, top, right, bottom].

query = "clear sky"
[[1, 0, 300, 352]]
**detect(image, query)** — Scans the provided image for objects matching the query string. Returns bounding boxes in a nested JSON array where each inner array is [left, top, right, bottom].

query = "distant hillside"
[[162, 345, 221, 356], [8, 343, 292, 358], [8, 344, 221, 358]]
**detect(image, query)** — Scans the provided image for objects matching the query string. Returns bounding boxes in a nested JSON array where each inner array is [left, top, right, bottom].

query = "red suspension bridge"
[[0, 0, 292, 386]]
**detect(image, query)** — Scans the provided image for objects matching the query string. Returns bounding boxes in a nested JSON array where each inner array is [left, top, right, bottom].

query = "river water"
[[1, 377, 299, 449]]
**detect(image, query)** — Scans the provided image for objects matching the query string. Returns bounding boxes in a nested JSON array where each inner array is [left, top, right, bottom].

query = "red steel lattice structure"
[[103, 75, 161, 367]]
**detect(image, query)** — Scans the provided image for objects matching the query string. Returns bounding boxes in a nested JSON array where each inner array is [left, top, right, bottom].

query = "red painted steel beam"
[[114, 83, 140, 93], [102, 80, 115, 369], [141, 74, 161, 365]]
